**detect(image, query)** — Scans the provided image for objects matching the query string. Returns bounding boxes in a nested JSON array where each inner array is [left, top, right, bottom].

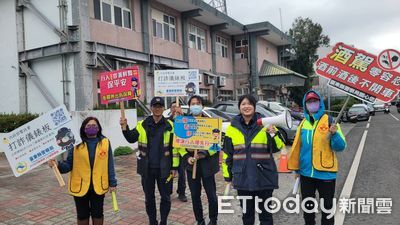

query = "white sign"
[[0, 105, 81, 177], [154, 69, 200, 97]]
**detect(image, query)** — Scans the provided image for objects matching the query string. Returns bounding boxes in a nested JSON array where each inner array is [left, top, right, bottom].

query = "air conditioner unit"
[[206, 75, 215, 85], [199, 73, 202, 84], [217, 76, 226, 87]]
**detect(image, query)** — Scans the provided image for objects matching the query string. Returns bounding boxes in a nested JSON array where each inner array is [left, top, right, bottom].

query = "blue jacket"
[[298, 90, 346, 180]]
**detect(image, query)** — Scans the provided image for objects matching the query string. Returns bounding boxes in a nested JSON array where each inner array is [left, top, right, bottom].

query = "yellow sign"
[[173, 116, 222, 151]]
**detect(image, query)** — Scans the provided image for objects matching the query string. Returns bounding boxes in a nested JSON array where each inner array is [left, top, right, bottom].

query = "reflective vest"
[[288, 114, 338, 172], [136, 119, 179, 177], [69, 138, 109, 197], [222, 125, 284, 190]]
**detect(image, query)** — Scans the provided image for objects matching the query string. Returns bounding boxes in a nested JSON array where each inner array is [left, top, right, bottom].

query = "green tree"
[[288, 17, 330, 105]]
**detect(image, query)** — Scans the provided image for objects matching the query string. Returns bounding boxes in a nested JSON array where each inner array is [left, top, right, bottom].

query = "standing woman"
[[179, 95, 219, 225], [48, 117, 117, 225], [222, 94, 285, 225]]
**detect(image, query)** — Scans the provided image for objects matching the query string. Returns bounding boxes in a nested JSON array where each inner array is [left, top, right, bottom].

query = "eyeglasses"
[[86, 124, 98, 129]]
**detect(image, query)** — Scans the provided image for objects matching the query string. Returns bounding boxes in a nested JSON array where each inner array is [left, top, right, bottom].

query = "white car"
[[352, 103, 375, 116], [163, 106, 231, 132], [258, 101, 289, 114]]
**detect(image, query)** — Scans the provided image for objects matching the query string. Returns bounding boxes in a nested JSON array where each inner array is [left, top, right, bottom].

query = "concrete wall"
[[257, 37, 278, 71], [0, 0, 20, 113], [70, 109, 138, 150], [88, 0, 143, 52], [24, 0, 61, 50]]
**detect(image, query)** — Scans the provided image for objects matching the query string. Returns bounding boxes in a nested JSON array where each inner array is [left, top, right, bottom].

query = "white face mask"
[[190, 105, 202, 115]]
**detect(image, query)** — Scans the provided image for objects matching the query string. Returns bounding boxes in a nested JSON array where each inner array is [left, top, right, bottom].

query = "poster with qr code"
[[0, 105, 81, 177]]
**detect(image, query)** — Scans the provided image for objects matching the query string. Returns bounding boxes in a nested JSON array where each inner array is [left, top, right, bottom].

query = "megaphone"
[[256, 110, 293, 129]]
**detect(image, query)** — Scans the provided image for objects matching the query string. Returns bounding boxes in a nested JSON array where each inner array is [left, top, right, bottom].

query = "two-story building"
[[0, 0, 306, 113]]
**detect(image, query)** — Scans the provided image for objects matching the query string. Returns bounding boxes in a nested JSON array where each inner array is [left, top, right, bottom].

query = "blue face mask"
[[190, 105, 203, 115]]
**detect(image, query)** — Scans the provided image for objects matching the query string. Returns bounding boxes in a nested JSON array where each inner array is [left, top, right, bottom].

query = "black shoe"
[[178, 194, 188, 202], [197, 221, 205, 225]]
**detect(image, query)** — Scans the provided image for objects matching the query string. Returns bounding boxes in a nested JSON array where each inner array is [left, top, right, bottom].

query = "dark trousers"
[[141, 168, 171, 225], [300, 175, 336, 225], [73, 189, 105, 220], [237, 189, 273, 225], [170, 156, 186, 195], [187, 168, 218, 223]]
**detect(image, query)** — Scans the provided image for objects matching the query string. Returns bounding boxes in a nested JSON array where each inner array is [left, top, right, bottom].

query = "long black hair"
[[78, 117, 104, 147]]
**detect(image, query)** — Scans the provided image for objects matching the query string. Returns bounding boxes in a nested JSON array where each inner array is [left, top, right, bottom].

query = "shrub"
[[114, 146, 134, 156], [0, 113, 39, 133]]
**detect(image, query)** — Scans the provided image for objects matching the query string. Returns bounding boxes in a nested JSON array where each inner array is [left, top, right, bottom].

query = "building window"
[[189, 24, 206, 52], [236, 87, 249, 97], [235, 39, 248, 59], [152, 10, 176, 42], [216, 36, 228, 58], [93, 0, 132, 29], [200, 88, 209, 101]]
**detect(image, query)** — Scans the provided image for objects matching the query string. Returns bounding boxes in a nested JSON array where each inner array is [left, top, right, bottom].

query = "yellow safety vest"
[[69, 138, 109, 197], [288, 114, 338, 172]]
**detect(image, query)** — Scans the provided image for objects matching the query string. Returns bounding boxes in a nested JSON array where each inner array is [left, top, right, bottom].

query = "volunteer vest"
[[69, 138, 109, 197], [288, 114, 338, 172]]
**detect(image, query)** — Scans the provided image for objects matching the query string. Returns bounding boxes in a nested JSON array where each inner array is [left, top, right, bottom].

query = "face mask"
[[85, 126, 99, 136], [306, 101, 320, 113], [190, 105, 203, 115]]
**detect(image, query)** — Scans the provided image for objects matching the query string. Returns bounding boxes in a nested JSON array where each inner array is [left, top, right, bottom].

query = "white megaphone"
[[256, 110, 293, 129]]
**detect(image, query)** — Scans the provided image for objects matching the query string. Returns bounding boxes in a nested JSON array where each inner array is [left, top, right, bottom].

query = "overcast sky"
[[227, 0, 400, 55]]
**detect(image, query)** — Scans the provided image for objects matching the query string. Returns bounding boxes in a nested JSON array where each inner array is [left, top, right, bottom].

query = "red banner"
[[315, 43, 400, 103], [99, 66, 140, 104]]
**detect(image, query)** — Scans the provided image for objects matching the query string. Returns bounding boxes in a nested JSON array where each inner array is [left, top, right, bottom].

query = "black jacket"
[[122, 116, 175, 178]]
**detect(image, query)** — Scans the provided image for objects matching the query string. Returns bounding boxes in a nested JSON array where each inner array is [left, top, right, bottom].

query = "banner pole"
[[335, 96, 351, 123], [120, 101, 125, 120], [51, 166, 65, 187], [192, 150, 198, 179]]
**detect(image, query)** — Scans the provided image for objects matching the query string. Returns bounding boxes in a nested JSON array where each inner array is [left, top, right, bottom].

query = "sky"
[[226, 0, 400, 55]]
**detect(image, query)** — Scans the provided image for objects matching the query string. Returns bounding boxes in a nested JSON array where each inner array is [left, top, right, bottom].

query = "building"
[[0, 0, 306, 114]]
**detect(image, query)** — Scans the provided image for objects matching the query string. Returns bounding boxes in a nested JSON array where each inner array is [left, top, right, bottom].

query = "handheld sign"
[[99, 66, 140, 119], [173, 116, 222, 179], [0, 105, 81, 182], [173, 116, 222, 151], [100, 66, 140, 104], [154, 69, 199, 97], [315, 42, 400, 104]]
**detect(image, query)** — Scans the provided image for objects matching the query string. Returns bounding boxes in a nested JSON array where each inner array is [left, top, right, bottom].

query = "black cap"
[[150, 97, 165, 107]]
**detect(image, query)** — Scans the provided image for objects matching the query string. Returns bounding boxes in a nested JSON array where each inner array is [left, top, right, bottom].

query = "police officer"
[[179, 95, 219, 225], [222, 94, 285, 225], [120, 97, 179, 225]]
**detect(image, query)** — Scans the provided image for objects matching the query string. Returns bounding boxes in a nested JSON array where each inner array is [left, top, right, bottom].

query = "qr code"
[[51, 108, 68, 126]]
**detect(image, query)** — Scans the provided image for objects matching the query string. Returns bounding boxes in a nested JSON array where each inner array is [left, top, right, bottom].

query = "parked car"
[[352, 103, 375, 116], [373, 102, 385, 112], [211, 101, 297, 142], [347, 106, 370, 122], [162, 106, 231, 132], [258, 101, 289, 114]]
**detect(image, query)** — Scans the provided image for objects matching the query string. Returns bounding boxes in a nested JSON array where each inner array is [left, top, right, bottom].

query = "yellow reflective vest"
[[69, 138, 109, 197]]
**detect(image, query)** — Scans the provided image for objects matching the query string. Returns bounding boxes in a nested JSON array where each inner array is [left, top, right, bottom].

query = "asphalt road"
[[219, 108, 400, 225]]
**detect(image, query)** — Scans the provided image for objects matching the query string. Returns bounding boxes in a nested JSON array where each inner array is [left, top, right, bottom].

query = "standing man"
[[288, 90, 347, 225], [168, 101, 188, 202], [179, 95, 219, 225], [120, 97, 179, 225]]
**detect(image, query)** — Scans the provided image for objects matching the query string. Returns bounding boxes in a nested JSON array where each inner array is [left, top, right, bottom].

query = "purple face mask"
[[306, 101, 320, 113], [85, 126, 99, 137]]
